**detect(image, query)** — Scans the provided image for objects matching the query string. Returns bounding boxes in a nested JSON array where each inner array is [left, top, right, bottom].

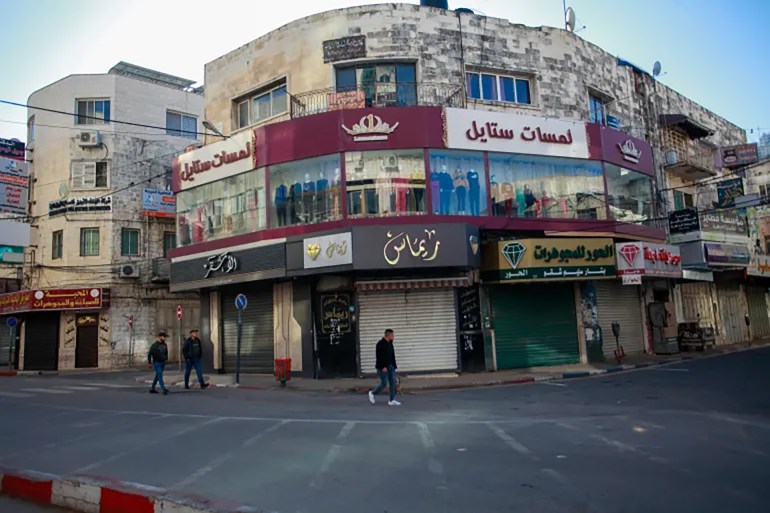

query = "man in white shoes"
[[368, 328, 401, 406]]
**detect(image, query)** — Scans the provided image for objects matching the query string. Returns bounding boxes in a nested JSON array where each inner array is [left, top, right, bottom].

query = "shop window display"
[[176, 168, 266, 246], [605, 164, 653, 223], [488, 153, 605, 219], [428, 150, 487, 216], [270, 154, 342, 228], [345, 150, 427, 217]]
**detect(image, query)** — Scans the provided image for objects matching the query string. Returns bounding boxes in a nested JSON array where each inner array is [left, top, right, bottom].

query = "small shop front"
[[746, 255, 770, 339], [0, 288, 110, 371], [481, 237, 616, 369]]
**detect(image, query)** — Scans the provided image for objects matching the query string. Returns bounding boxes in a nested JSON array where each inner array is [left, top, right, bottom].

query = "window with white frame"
[[673, 190, 694, 210], [72, 161, 109, 189], [166, 111, 198, 139], [121, 228, 140, 256], [759, 184, 770, 201], [76, 99, 110, 125], [465, 72, 532, 105], [234, 80, 288, 128], [80, 228, 100, 256]]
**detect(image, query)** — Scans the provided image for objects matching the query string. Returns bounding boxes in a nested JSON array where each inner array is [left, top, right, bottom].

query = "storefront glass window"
[[176, 168, 267, 246], [345, 150, 427, 217], [428, 150, 487, 216], [488, 153, 605, 219], [605, 164, 653, 223], [270, 154, 342, 228]]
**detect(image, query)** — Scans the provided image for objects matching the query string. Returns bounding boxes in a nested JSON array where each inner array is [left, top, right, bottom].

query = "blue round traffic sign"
[[235, 294, 248, 310], [6, 317, 18, 328]]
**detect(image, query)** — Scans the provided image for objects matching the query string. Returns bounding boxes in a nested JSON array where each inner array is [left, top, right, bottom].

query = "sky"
[[0, 0, 768, 143]]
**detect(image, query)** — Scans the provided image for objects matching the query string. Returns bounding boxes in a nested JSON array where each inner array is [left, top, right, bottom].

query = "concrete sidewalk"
[[137, 340, 768, 393]]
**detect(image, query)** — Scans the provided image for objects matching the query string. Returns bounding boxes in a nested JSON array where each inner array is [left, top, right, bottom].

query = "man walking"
[[183, 329, 209, 390], [148, 331, 169, 395], [368, 329, 401, 406]]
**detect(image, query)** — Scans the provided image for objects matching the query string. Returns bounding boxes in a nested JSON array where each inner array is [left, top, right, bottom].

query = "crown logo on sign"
[[618, 140, 642, 164], [342, 114, 399, 142]]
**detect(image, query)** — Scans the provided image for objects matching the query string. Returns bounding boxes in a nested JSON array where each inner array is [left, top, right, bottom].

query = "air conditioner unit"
[[78, 131, 101, 147], [119, 264, 140, 279]]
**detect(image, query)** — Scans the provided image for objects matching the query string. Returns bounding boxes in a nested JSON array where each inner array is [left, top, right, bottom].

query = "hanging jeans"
[[456, 186, 467, 213], [372, 364, 397, 401]]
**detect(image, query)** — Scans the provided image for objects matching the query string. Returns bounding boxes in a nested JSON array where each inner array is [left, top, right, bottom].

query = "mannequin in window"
[[410, 167, 425, 212], [430, 169, 441, 214], [289, 180, 302, 224], [275, 181, 288, 227], [467, 168, 481, 216], [331, 167, 342, 218], [439, 164, 454, 215], [377, 160, 393, 215], [501, 172, 514, 217], [453, 169, 468, 215], [490, 175, 501, 216], [303, 172, 316, 223], [523, 185, 539, 218], [316, 171, 329, 221]]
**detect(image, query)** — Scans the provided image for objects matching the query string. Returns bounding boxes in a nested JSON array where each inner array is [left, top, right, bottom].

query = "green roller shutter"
[[492, 283, 579, 369]]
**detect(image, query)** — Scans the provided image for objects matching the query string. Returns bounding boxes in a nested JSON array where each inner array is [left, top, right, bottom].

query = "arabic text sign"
[[483, 238, 616, 282], [304, 232, 353, 269], [704, 243, 750, 267], [142, 188, 176, 218], [747, 254, 770, 277], [0, 138, 25, 161], [616, 242, 682, 278], [322, 35, 366, 63], [174, 130, 255, 191], [444, 108, 589, 159], [48, 196, 111, 217], [719, 143, 759, 169], [0, 288, 106, 314], [0, 157, 30, 215]]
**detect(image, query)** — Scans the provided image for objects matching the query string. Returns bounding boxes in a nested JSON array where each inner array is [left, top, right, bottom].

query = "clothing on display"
[[290, 182, 302, 224], [454, 171, 468, 214], [275, 183, 288, 227], [430, 172, 441, 213], [316, 175, 329, 220], [302, 180, 316, 223], [490, 179, 501, 216], [467, 169, 481, 216]]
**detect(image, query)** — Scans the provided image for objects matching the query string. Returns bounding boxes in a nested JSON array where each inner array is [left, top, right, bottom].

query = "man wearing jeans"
[[148, 332, 169, 395], [183, 329, 209, 390], [368, 329, 401, 406]]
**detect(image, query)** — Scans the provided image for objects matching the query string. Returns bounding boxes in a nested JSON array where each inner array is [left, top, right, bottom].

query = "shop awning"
[[356, 277, 469, 292], [659, 114, 714, 139]]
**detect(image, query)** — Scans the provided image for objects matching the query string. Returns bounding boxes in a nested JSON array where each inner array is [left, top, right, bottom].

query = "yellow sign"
[[306, 243, 321, 261], [482, 238, 616, 283]]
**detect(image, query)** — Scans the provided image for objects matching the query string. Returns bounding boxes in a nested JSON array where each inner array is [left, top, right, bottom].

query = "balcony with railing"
[[289, 82, 465, 118]]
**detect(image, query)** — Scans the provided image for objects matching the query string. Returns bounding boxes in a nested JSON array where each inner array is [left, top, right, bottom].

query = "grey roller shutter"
[[596, 281, 645, 358], [716, 283, 748, 345], [0, 317, 10, 366], [358, 289, 458, 374], [222, 284, 274, 373], [747, 286, 770, 339]]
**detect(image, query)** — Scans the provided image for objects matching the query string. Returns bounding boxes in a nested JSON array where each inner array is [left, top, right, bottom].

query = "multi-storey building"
[[0, 62, 204, 371], [169, 1, 753, 378]]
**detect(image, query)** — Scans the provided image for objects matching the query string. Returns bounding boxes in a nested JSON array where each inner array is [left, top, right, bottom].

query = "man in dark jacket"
[[148, 332, 170, 395], [183, 329, 209, 390], [368, 329, 401, 406]]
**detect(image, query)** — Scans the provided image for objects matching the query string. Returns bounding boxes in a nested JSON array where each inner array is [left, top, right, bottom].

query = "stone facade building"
[[0, 62, 204, 371]]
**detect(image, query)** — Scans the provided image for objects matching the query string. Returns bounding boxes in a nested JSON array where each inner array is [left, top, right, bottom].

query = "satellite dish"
[[565, 7, 576, 32], [58, 182, 69, 199], [652, 61, 662, 78]]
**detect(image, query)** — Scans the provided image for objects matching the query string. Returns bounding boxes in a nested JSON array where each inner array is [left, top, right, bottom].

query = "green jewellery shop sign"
[[482, 238, 617, 283]]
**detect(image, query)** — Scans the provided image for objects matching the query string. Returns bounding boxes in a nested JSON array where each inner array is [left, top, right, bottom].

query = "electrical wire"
[[0, 117, 201, 140]]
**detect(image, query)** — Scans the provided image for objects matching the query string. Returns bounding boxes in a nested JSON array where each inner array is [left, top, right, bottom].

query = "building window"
[[121, 228, 140, 256], [72, 161, 109, 189], [27, 115, 35, 142], [166, 111, 197, 139], [488, 153, 605, 219], [76, 99, 110, 125], [163, 231, 176, 257], [429, 150, 488, 216], [346, 150, 426, 218], [466, 72, 532, 105], [673, 190, 694, 210], [589, 94, 606, 125], [234, 80, 288, 128], [759, 184, 770, 202], [269, 155, 341, 228], [605, 164, 652, 223], [80, 228, 100, 256], [52, 230, 63, 260], [335, 63, 417, 108]]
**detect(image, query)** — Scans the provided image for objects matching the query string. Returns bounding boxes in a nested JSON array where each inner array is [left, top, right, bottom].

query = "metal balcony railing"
[[289, 82, 465, 118]]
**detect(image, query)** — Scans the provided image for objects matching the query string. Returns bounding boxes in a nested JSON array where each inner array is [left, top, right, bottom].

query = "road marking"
[[83, 383, 133, 388], [541, 468, 569, 485], [60, 386, 102, 391], [539, 382, 567, 387], [171, 420, 290, 490], [416, 422, 447, 490], [310, 421, 355, 490], [488, 424, 533, 456], [650, 368, 689, 372], [20, 388, 72, 395], [75, 417, 223, 473], [0, 391, 34, 398]]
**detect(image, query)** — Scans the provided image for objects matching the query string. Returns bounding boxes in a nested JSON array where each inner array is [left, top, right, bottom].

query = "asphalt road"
[[0, 497, 70, 512], [1, 348, 769, 513]]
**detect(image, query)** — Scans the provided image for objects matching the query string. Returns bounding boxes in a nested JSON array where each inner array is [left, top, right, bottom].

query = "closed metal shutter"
[[0, 317, 10, 366], [596, 281, 645, 357], [716, 283, 749, 345], [677, 282, 715, 326], [358, 289, 458, 374], [222, 284, 274, 373], [23, 312, 60, 371], [491, 283, 579, 369], [746, 286, 770, 339]]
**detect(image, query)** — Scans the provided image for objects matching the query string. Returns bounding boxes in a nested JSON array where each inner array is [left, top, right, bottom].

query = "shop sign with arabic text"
[[482, 238, 616, 283], [0, 288, 107, 314], [444, 108, 589, 159]]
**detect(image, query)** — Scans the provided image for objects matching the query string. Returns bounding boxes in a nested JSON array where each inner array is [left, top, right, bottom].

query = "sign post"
[[127, 315, 135, 368], [234, 294, 248, 385], [176, 305, 183, 372], [6, 317, 17, 371]]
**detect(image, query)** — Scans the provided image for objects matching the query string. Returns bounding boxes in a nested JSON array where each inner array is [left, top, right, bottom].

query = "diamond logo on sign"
[[306, 243, 321, 261], [502, 242, 526, 269], [619, 244, 641, 266], [469, 235, 479, 256]]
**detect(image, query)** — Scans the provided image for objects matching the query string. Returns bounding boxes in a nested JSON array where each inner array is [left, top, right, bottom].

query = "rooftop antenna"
[[565, 5, 576, 32]]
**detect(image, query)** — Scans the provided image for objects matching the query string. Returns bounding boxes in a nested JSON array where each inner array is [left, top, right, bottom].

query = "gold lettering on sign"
[[384, 229, 441, 266], [326, 239, 348, 258]]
